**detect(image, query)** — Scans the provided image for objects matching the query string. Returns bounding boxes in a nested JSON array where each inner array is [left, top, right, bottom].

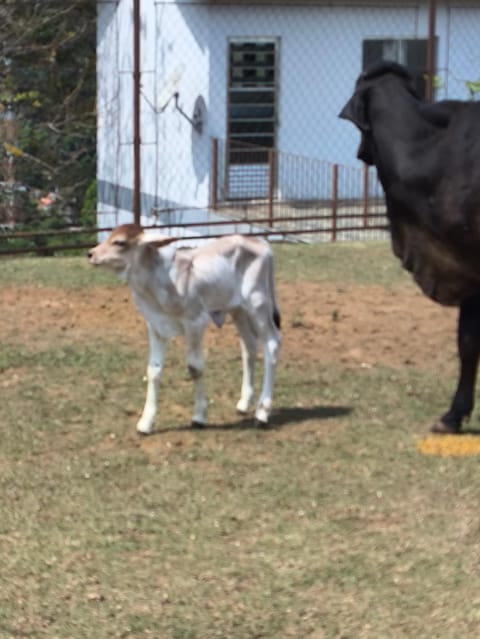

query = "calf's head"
[[87, 224, 175, 278]]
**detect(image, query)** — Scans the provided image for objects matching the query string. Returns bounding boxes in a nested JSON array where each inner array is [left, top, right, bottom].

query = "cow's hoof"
[[255, 417, 270, 429], [430, 418, 460, 434], [191, 420, 206, 429]]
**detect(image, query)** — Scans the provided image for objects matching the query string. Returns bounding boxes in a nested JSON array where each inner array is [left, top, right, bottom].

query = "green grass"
[[273, 240, 409, 287], [1, 243, 479, 638], [0, 254, 121, 289], [0, 241, 408, 289]]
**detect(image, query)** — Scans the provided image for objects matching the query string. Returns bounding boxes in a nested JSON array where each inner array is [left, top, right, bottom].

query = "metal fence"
[[0, 137, 388, 255], [209, 138, 388, 242], [3, 0, 480, 255]]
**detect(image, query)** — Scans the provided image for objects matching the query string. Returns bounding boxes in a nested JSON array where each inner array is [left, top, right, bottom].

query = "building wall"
[[443, 6, 480, 101], [97, 1, 121, 225], [97, 1, 480, 220]]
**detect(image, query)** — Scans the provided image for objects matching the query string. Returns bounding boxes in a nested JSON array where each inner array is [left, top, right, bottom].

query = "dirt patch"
[[1, 280, 457, 371], [283, 281, 457, 372], [1, 279, 460, 463], [0, 286, 144, 351]]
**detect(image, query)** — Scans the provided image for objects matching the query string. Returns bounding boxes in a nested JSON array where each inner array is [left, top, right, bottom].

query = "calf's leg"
[[137, 325, 169, 435], [185, 327, 208, 427], [432, 293, 480, 433], [232, 309, 258, 414], [255, 316, 281, 426]]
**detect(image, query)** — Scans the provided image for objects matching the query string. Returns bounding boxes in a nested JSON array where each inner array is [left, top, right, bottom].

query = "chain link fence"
[[3, 0, 480, 254]]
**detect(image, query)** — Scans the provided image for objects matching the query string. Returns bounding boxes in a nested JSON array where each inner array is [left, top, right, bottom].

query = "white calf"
[[87, 224, 281, 433]]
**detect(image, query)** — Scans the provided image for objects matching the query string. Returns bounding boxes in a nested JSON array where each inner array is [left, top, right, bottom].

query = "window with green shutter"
[[362, 38, 429, 99]]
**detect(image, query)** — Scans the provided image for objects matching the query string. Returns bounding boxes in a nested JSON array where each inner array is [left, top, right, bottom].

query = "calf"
[[87, 224, 281, 433]]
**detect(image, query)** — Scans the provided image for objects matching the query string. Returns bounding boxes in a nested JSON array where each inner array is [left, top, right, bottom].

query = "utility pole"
[[133, 0, 141, 225], [1, 57, 16, 226]]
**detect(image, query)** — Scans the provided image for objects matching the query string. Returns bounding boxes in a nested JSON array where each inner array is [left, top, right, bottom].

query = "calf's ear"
[[138, 235, 178, 265], [140, 235, 177, 249], [339, 89, 370, 132]]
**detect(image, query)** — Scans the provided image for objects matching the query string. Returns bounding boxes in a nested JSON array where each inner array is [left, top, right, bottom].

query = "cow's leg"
[[232, 309, 258, 414], [185, 327, 208, 427], [432, 293, 480, 433], [254, 314, 281, 426], [137, 325, 169, 435]]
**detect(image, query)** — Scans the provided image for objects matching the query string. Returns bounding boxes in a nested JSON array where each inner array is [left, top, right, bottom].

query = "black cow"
[[339, 61, 480, 433]]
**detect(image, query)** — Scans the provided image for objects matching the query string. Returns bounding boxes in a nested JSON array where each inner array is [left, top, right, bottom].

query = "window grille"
[[363, 38, 429, 98], [228, 39, 278, 165]]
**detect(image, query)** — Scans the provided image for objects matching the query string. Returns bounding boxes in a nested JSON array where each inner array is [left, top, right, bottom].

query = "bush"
[[81, 179, 97, 228]]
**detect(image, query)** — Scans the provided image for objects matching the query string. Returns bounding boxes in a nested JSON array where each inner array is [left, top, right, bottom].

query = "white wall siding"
[[154, 2, 211, 210], [97, 2, 120, 212], [97, 1, 480, 220], [446, 8, 480, 100]]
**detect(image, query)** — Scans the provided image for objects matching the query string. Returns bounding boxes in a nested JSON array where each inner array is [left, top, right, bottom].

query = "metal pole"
[[331, 163, 338, 241], [426, 0, 436, 102], [4, 103, 16, 226], [133, 0, 141, 225], [268, 148, 275, 228], [211, 138, 218, 211], [362, 163, 369, 227]]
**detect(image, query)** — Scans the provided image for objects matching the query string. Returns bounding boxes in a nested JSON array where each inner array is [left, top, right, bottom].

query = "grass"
[[0, 240, 406, 289], [0, 254, 121, 289], [273, 240, 408, 286], [1, 242, 479, 638]]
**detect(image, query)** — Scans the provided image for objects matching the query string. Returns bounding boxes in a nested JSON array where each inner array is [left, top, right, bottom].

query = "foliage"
[[0, 1, 96, 226], [466, 79, 480, 100], [80, 178, 97, 227]]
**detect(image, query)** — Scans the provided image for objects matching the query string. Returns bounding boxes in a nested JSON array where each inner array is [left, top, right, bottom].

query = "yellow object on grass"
[[417, 434, 480, 457]]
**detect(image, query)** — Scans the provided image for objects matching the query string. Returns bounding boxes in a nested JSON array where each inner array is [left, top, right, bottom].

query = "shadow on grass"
[[454, 428, 480, 436], [266, 405, 352, 429], [154, 404, 352, 435]]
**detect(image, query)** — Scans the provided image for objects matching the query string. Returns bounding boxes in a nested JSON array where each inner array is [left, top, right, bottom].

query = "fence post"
[[426, 0, 437, 102], [211, 138, 218, 211], [362, 163, 369, 228], [268, 148, 275, 228], [133, 0, 141, 226], [331, 163, 338, 241]]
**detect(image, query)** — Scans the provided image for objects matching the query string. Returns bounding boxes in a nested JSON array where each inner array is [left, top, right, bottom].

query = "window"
[[227, 39, 277, 164], [363, 38, 429, 99]]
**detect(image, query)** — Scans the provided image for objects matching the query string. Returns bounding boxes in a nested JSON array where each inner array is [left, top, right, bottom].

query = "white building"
[[96, 0, 480, 230]]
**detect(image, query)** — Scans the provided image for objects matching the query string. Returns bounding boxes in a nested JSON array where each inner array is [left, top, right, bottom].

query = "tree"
[[0, 0, 96, 226]]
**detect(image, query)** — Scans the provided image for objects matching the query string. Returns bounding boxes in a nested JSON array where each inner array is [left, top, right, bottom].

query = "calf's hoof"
[[136, 418, 154, 436], [191, 420, 206, 429], [254, 405, 271, 428], [255, 404, 270, 427], [236, 398, 253, 415]]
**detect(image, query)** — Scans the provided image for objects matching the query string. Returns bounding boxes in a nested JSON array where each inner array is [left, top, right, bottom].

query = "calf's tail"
[[273, 307, 281, 330], [267, 251, 281, 331]]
